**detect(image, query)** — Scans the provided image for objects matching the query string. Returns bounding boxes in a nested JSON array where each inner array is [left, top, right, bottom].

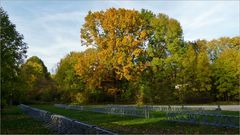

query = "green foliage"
[[54, 52, 84, 103], [213, 48, 240, 101], [20, 56, 57, 102], [175, 41, 212, 103], [136, 11, 184, 104], [0, 8, 28, 106]]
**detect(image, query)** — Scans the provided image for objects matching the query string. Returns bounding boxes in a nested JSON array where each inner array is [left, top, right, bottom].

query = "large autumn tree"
[[80, 8, 185, 104], [1, 8, 28, 106], [80, 8, 151, 103], [81, 8, 148, 81]]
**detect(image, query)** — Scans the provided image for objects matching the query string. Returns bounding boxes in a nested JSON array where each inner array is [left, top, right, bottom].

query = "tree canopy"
[[1, 8, 28, 106], [20, 56, 57, 103]]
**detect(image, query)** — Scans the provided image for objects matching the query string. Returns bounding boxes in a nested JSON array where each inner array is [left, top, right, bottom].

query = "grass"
[[220, 110, 240, 116], [32, 105, 239, 134], [1, 106, 52, 134]]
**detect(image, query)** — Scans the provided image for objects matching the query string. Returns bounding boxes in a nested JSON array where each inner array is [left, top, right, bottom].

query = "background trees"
[[68, 8, 240, 104], [211, 38, 240, 101], [139, 10, 184, 104], [54, 52, 85, 103], [20, 56, 57, 103], [55, 34, 239, 104], [1, 7, 239, 105], [213, 48, 240, 101], [1, 8, 28, 107], [175, 40, 212, 103]]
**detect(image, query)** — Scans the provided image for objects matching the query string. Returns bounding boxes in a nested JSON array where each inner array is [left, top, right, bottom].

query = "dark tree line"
[[1, 8, 27, 107]]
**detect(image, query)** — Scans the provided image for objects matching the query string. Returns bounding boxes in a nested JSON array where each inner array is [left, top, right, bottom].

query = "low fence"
[[55, 104, 150, 118], [94, 106, 150, 118], [18, 104, 115, 134], [166, 111, 239, 128], [149, 106, 224, 115], [54, 104, 219, 118], [54, 104, 239, 128]]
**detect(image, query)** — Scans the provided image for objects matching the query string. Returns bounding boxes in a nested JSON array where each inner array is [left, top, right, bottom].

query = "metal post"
[[147, 106, 149, 118], [216, 105, 221, 111]]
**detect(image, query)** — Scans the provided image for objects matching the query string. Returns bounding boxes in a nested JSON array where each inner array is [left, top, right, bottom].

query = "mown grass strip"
[[1, 106, 52, 134], [32, 105, 239, 134]]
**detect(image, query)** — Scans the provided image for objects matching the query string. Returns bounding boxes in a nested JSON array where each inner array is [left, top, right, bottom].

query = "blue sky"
[[2, 0, 239, 73]]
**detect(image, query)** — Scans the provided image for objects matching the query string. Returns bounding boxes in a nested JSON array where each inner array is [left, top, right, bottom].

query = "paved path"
[[152, 105, 240, 111], [186, 105, 240, 111], [109, 104, 240, 111]]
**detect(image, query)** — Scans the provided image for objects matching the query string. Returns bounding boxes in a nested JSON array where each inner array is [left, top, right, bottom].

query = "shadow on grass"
[[1, 106, 52, 134]]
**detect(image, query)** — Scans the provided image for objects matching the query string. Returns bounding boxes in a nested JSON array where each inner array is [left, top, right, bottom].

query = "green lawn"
[[1, 106, 52, 134], [220, 110, 240, 116], [32, 105, 239, 134]]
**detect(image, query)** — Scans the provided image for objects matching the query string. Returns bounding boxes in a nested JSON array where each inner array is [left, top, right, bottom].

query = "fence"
[[166, 111, 239, 128], [55, 104, 150, 118], [18, 104, 116, 134], [149, 106, 224, 115], [54, 104, 220, 118], [54, 104, 239, 128]]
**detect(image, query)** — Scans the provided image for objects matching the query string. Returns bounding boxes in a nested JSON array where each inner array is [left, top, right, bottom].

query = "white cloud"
[[174, 1, 239, 41], [182, 6, 224, 31], [38, 11, 87, 22]]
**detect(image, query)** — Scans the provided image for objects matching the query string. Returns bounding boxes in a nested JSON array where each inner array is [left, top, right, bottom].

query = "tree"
[[0, 8, 28, 106], [74, 48, 118, 103], [207, 36, 240, 62], [137, 10, 184, 104], [79, 8, 190, 104], [55, 52, 85, 103], [211, 37, 240, 101], [81, 8, 148, 81], [148, 12, 184, 79], [175, 40, 212, 103], [80, 8, 152, 104], [20, 56, 55, 102], [213, 48, 240, 101]]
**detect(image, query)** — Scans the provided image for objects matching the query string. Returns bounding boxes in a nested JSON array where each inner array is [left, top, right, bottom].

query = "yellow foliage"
[[140, 31, 147, 39], [75, 92, 87, 104], [81, 8, 148, 81], [107, 88, 119, 95]]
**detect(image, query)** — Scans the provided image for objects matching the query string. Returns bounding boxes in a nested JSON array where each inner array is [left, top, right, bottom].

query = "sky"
[[2, 0, 239, 73]]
